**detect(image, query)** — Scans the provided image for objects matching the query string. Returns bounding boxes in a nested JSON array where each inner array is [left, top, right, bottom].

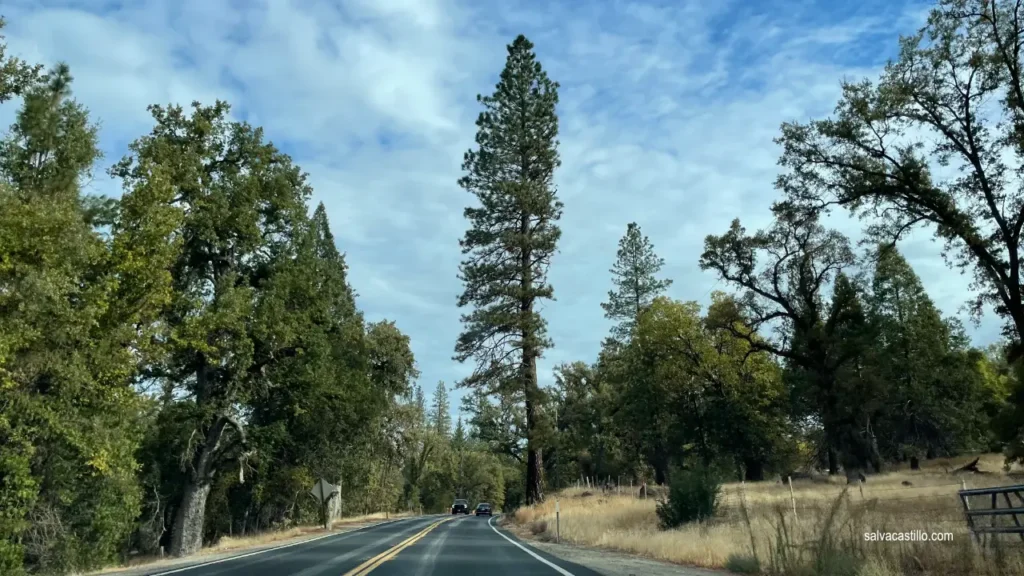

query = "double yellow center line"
[[342, 517, 453, 576]]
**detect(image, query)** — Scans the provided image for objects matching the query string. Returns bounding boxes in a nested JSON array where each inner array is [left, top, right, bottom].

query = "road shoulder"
[[494, 517, 736, 576], [92, 517, 413, 576]]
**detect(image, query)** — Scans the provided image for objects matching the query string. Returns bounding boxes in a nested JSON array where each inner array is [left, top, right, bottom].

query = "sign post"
[[310, 479, 337, 530]]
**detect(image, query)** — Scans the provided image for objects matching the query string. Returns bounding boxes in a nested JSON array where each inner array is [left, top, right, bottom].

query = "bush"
[[655, 466, 721, 529]]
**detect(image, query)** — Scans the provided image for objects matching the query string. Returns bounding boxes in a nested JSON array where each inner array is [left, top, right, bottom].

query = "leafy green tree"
[[700, 204, 873, 474], [698, 294, 796, 480], [454, 34, 563, 504], [461, 388, 525, 464], [602, 222, 673, 342], [775, 0, 1024, 351], [0, 63, 153, 574], [553, 361, 626, 484], [366, 320, 419, 400], [233, 202, 394, 536], [110, 100, 312, 556], [619, 296, 793, 482]]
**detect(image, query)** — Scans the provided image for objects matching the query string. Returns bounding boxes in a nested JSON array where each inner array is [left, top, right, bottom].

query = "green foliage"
[[552, 361, 625, 485], [3, 6, 1021, 573], [601, 222, 673, 342], [656, 466, 721, 529], [454, 34, 563, 504], [865, 245, 992, 460], [0, 18, 42, 104], [110, 99, 317, 555], [700, 205, 878, 473], [775, 0, 1024, 347], [615, 296, 795, 482], [430, 381, 451, 437], [0, 63, 146, 574]]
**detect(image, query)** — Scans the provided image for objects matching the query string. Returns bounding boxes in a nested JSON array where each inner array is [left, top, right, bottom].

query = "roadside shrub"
[[656, 466, 721, 529]]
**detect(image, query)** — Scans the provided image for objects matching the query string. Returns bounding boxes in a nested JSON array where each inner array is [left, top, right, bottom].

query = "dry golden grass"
[[509, 455, 1024, 576]]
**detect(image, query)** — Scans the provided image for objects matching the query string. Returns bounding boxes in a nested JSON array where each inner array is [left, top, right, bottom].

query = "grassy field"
[[509, 455, 1024, 576]]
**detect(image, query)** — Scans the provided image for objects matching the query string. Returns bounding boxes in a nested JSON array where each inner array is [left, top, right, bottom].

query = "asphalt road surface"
[[141, 514, 603, 576]]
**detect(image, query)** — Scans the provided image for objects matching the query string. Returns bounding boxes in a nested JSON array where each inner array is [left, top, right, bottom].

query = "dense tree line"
[[0, 21, 512, 575], [454, 1, 1024, 504]]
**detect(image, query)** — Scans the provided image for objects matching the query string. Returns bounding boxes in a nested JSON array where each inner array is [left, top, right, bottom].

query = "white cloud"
[[0, 0, 1002, 417]]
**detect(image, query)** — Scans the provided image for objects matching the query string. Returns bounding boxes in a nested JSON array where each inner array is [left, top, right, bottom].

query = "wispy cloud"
[[1, 0, 996, 415]]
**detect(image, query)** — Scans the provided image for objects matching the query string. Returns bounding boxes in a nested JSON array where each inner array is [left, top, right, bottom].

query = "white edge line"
[[147, 517, 410, 576], [488, 515, 575, 576]]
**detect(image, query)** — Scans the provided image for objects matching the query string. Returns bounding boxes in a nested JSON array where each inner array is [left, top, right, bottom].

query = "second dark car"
[[475, 503, 492, 516]]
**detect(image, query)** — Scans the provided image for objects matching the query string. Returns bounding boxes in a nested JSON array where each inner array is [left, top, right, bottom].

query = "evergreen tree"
[[238, 201, 387, 539], [0, 63, 151, 573], [414, 385, 427, 425], [454, 34, 562, 504], [602, 222, 672, 341], [453, 416, 466, 447], [866, 245, 989, 463], [431, 381, 451, 437]]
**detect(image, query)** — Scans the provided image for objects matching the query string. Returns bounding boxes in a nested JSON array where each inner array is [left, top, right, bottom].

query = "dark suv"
[[475, 503, 492, 516], [451, 499, 469, 514]]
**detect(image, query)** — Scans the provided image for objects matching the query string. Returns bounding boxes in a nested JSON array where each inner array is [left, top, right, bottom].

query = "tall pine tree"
[[455, 34, 562, 504], [431, 381, 451, 437], [602, 222, 672, 341]]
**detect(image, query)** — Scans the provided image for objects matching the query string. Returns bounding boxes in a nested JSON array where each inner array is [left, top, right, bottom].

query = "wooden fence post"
[[788, 476, 797, 521]]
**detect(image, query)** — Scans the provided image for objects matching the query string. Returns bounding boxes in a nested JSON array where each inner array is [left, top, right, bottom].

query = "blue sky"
[[1, 0, 997, 419]]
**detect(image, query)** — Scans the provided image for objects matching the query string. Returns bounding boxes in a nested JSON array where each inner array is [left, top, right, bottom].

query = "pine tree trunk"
[[524, 350, 544, 505]]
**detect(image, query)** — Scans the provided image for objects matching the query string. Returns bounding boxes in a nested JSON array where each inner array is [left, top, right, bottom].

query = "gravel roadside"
[[497, 517, 738, 576], [521, 538, 739, 576]]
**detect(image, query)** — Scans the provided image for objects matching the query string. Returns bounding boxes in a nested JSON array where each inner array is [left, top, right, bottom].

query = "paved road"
[[140, 515, 603, 576]]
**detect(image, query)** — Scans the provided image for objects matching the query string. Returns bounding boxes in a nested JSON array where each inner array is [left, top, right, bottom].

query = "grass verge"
[[508, 454, 1024, 575]]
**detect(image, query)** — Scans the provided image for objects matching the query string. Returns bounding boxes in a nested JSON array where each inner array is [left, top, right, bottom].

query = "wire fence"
[[712, 478, 995, 524]]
